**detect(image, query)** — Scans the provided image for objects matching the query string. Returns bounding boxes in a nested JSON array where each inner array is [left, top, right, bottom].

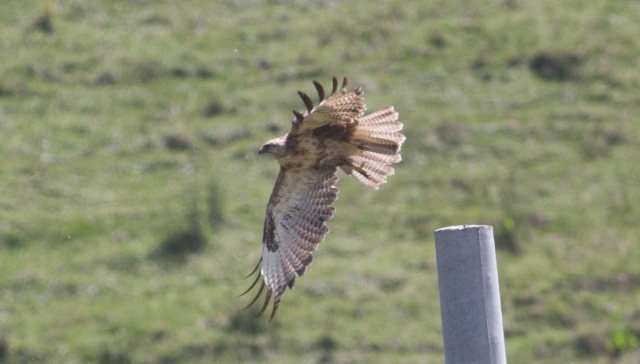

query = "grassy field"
[[1, 0, 640, 362]]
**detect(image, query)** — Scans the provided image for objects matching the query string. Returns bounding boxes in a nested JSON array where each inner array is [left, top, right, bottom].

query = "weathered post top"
[[434, 225, 507, 364]]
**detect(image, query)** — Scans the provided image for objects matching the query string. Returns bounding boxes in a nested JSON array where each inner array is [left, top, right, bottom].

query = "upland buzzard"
[[241, 77, 405, 320]]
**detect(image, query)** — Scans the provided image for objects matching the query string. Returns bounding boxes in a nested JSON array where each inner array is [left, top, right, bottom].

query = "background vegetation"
[[1, 0, 639, 362]]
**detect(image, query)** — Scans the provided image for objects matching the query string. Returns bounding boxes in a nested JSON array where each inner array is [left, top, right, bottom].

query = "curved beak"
[[258, 146, 265, 155]]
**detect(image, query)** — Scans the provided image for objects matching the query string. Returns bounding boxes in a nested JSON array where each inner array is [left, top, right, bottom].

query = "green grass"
[[1, 0, 640, 362]]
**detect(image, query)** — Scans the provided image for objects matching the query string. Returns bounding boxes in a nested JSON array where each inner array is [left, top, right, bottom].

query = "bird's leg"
[[353, 162, 369, 179]]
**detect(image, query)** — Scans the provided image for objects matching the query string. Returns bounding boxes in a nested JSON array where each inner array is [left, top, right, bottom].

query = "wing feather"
[[243, 166, 339, 320], [290, 78, 366, 135]]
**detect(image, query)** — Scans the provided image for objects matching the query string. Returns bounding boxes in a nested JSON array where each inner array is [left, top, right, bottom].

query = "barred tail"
[[342, 107, 405, 190]]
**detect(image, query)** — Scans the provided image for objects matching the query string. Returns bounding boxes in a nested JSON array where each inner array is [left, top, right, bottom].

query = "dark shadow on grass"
[[315, 335, 338, 364], [32, 7, 54, 34], [225, 309, 269, 336], [99, 349, 132, 364], [0, 335, 8, 362], [529, 51, 580, 81], [203, 98, 225, 117], [163, 133, 192, 151], [207, 180, 224, 228], [1, 232, 25, 250], [149, 228, 205, 264], [149, 198, 206, 265], [494, 217, 521, 255]]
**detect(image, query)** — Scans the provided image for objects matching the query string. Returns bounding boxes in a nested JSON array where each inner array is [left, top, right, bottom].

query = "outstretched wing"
[[290, 77, 366, 135], [241, 166, 339, 321]]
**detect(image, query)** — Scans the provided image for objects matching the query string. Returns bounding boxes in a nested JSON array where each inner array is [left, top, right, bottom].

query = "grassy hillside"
[[1, 0, 640, 362]]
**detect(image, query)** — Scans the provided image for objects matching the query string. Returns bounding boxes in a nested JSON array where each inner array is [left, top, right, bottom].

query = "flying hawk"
[[241, 77, 405, 320]]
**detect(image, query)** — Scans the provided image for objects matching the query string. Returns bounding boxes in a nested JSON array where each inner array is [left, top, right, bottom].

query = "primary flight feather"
[[242, 77, 405, 320]]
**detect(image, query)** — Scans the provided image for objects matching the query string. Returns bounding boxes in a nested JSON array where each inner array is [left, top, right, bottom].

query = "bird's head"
[[258, 134, 288, 157]]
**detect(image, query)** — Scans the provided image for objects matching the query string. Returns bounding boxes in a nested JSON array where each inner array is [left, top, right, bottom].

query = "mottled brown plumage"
[[242, 77, 405, 320]]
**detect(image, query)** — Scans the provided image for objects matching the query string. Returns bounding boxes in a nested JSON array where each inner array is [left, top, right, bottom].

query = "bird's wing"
[[241, 166, 339, 321], [289, 77, 366, 135]]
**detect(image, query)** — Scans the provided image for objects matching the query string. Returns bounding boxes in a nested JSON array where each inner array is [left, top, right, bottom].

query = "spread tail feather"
[[350, 129, 405, 155], [357, 106, 403, 133], [343, 108, 405, 189]]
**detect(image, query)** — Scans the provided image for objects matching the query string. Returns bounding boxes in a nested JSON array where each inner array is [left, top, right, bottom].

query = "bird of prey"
[[241, 77, 405, 320]]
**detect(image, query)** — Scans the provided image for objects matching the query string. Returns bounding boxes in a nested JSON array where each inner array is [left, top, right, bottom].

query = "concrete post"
[[434, 225, 507, 364]]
